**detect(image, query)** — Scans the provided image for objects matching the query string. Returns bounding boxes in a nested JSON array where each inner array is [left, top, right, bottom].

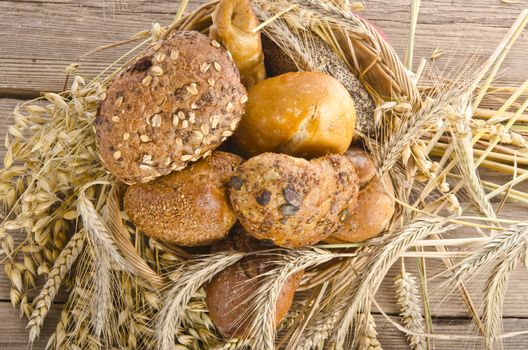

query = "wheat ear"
[[482, 228, 528, 349], [357, 313, 383, 350], [27, 229, 85, 342], [157, 252, 244, 350], [394, 266, 427, 350], [333, 217, 449, 349]]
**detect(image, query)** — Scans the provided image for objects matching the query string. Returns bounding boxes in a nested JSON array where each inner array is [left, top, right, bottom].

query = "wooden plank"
[[0, 302, 60, 350], [1, 302, 527, 350], [0, 0, 204, 95], [373, 314, 528, 349], [0, 0, 527, 94]]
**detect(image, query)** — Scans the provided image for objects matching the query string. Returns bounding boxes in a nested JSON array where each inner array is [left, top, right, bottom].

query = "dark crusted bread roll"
[[228, 153, 359, 247], [96, 31, 247, 184], [328, 148, 395, 243], [206, 228, 303, 337], [124, 151, 242, 246]]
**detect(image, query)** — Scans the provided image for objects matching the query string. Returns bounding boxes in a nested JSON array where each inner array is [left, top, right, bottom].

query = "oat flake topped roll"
[[95, 31, 247, 185]]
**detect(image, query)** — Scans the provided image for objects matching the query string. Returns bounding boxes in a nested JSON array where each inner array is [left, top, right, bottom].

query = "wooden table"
[[1, 1, 527, 349]]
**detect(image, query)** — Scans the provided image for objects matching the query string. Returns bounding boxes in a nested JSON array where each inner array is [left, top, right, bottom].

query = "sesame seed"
[[186, 83, 199, 95], [222, 130, 233, 137], [178, 111, 186, 120], [170, 50, 180, 60], [201, 124, 210, 135], [221, 137, 227, 142], [139, 164, 153, 170], [188, 112, 196, 124], [213, 62, 222, 72], [115, 96, 123, 108], [210, 115, 220, 129], [142, 75, 152, 86], [113, 151, 122, 160], [194, 148, 202, 155], [180, 155, 193, 162], [191, 103, 198, 110], [211, 40, 221, 48], [123, 133, 130, 140], [155, 53, 166, 62], [151, 114, 161, 128], [111, 115, 120, 123], [192, 131, 204, 139], [101, 92, 107, 101], [203, 150, 212, 158], [140, 134, 150, 142], [142, 154, 153, 165], [181, 120, 189, 129], [164, 157, 171, 166], [241, 95, 248, 104], [172, 115, 179, 127], [227, 50, 233, 60], [151, 66, 163, 76], [226, 102, 234, 112], [202, 136, 211, 146], [230, 118, 239, 131], [200, 63, 211, 73], [175, 138, 183, 146], [208, 78, 215, 87]]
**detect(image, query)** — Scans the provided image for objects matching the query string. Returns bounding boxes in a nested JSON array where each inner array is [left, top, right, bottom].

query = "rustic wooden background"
[[1, 0, 528, 349]]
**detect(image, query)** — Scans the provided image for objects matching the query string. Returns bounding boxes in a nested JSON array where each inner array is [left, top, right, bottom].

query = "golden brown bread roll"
[[96, 31, 247, 185], [210, 0, 266, 88], [262, 35, 376, 134], [231, 72, 356, 159], [229, 153, 359, 247], [328, 148, 395, 243], [206, 228, 303, 337], [124, 151, 242, 246]]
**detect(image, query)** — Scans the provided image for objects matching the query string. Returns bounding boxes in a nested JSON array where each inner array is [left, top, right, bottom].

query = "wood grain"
[[0, 0, 526, 95], [1, 0, 528, 348]]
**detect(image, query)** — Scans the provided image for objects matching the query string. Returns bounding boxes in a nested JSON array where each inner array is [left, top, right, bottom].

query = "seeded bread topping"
[[228, 153, 360, 247], [96, 31, 247, 184]]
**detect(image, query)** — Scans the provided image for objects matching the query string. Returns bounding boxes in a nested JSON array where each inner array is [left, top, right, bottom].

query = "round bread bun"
[[228, 153, 359, 247], [206, 228, 303, 337], [124, 151, 242, 246], [328, 148, 395, 243], [231, 72, 356, 159], [96, 31, 247, 185]]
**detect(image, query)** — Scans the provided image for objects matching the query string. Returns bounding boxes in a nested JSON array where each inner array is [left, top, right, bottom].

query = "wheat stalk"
[[394, 268, 427, 350], [157, 252, 244, 350], [482, 229, 528, 350], [27, 229, 85, 342], [332, 217, 449, 349]]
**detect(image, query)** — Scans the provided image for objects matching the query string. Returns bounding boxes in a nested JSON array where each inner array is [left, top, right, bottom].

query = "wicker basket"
[[117, 0, 420, 290]]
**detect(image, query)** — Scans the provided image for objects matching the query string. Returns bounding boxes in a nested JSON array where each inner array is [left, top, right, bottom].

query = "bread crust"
[[124, 151, 242, 246], [206, 229, 302, 337], [328, 148, 396, 243], [229, 153, 359, 247], [231, 72, 356, 158], [96, 31, 247, 185]]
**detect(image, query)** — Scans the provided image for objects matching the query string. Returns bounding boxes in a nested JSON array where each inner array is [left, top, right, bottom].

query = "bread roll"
[[96, 31, 247, 185], [124, 151, 242, 246], [231, 72, 356, 159], [210, 0, 266, 88], [206, 228, 302, 337], [229, 153, 359, 247], [328, 148, 395, 243], [262, 36, 376, 134]]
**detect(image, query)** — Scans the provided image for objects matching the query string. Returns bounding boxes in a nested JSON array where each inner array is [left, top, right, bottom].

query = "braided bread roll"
[[210, 0, 266, 88]]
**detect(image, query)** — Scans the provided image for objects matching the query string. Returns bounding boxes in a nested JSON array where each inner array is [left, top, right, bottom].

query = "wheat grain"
[[394, 271, 426, 350], [27, 229, 85, 342], [157, 252, 244, 350], [356, 313, 383, 350]]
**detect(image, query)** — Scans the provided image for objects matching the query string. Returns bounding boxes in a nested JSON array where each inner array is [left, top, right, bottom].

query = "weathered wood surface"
[[0, 0, 527, 349]]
